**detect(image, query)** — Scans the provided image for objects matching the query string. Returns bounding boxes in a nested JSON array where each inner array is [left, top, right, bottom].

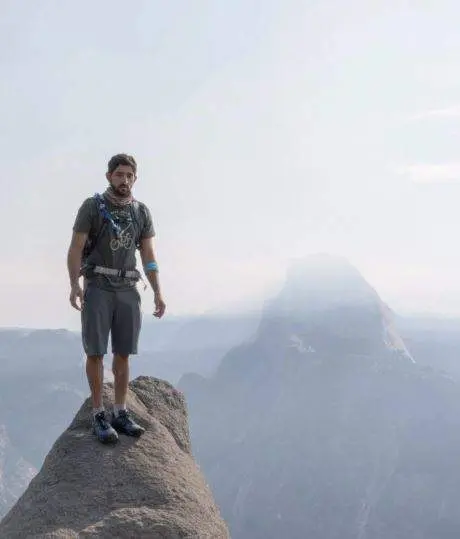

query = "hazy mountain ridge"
[[179, 256, 460, 539], [0, 424, 36, 517]]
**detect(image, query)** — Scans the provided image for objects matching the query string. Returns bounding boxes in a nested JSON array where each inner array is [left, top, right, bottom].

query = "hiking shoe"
[[93, 411, 119, 444], [111, 409, 145, 437]]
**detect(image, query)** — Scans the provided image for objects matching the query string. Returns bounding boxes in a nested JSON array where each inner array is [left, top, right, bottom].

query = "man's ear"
[[105, 172, 111, 182]]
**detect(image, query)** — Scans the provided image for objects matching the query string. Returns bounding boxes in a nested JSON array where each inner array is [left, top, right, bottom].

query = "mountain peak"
[[288, 252, 373, 290], [287, 253, 358, 276], [0, 376, 229, 539], [263, 254, 378, 319], [255, 253, 413, 361]]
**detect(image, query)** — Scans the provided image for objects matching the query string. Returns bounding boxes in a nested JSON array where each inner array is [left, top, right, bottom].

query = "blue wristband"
[[145, 261, 158, 272]]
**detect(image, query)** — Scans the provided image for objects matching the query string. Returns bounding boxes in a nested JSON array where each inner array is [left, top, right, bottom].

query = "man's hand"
[[154, 293, 166, 318], [70, 284, 84, 311], [139, 237, 165, 318]]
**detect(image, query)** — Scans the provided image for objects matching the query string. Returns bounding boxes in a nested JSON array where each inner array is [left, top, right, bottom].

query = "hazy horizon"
[[3, 1, 460, 329]]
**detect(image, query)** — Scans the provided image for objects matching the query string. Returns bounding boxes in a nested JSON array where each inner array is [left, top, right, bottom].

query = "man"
[[67, 153, 166, 444]]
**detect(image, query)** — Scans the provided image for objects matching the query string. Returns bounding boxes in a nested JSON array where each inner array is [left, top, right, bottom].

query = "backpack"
[[82, 193, 143, 260]]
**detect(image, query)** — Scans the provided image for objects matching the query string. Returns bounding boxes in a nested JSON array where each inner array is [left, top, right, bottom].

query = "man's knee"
[[113, 354, 129, 362], [112, 354, 129, 375], [87, 355, 103, 363]]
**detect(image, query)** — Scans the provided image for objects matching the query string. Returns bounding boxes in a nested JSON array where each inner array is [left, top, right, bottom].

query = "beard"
[[110, 182, 131, 198]]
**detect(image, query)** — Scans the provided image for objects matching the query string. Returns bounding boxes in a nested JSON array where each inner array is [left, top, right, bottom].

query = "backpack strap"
[[82, 193, 116, 259], [129, 200, 143, 249], [94, 193, 122, 237]]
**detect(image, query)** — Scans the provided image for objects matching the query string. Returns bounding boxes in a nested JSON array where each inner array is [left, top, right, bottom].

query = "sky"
[[2, 0, 460, 329]]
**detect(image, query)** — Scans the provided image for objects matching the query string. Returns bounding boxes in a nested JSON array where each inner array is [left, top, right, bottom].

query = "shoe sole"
[[93, 428, 119, 444], [101, 435, 119, 444], [112, 427, 145, 438]]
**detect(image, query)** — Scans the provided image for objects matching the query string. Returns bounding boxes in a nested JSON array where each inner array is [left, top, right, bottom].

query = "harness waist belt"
[[93, 265, 140, 279]]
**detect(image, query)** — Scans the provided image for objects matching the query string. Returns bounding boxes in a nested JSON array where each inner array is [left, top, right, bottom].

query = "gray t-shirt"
[[72, 195, 155, 290]]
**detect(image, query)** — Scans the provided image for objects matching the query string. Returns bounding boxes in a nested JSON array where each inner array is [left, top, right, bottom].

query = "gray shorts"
[[81, 284, 142, 356]]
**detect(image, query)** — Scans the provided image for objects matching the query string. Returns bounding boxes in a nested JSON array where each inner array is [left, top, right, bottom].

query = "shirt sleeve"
[[140, 203, 156, 239], [72, 198, 95, 234]]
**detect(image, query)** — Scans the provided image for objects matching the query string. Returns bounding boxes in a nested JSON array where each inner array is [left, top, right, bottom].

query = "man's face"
[[106, 164, 136, 197]]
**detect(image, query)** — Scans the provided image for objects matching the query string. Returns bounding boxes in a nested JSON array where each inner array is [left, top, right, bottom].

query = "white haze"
[[1, 0, 460, 329]]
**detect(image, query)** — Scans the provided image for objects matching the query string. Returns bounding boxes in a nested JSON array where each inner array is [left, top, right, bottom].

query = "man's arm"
[[139, 236, 161, 294], [67, 231, 88, 310], [139, 236, 166, 318]]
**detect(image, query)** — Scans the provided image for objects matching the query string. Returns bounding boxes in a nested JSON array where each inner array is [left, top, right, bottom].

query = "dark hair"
[[107, 153, 137, 175]]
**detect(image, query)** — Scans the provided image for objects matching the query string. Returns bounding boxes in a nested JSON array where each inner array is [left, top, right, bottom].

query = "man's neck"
[[103, 186, 134, 207]]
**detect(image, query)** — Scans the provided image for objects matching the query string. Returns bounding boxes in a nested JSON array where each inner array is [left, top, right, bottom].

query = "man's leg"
[[112, 353, 129, 412], [86, 355, 104, 410], [81, 284, 118, 443], [110, 287, 145, 436]]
